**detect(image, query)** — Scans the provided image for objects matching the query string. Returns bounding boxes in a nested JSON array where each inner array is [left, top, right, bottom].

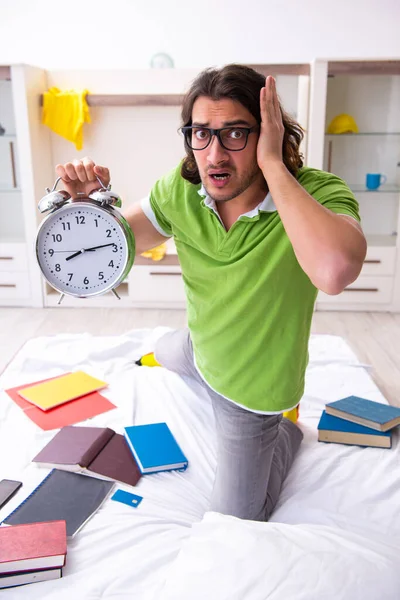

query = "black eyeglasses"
[[181, 125, 259, 151]]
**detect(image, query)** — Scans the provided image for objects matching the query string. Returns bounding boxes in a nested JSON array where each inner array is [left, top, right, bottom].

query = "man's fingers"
[[73, 159, 87, 183], [270, 77, 281, 117], [260, 87, 271, 124], [82, 157, 97, 182], [94, 165, 110, 186], [266, 76, 278, 119], [64, 162, 79, 181], [55, 164, 72, 183], [261, 80, 274, 123], [55, 161, 110, 191], [262, 77, 282, 128]]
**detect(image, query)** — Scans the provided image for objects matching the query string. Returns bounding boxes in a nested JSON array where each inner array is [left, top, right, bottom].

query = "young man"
[[56, 64, 367, 522]]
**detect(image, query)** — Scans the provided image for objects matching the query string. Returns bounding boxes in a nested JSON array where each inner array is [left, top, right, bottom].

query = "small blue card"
[[111, 489, 143, 508]]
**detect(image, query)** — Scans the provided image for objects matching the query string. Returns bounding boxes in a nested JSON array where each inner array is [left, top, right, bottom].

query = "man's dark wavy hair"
[[180, 64, 304, 185]]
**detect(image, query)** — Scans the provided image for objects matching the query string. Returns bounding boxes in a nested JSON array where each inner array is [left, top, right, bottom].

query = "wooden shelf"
[[328, 60, 400, 76], [247, 64, 310, 76], [39, 94, 185, 107]]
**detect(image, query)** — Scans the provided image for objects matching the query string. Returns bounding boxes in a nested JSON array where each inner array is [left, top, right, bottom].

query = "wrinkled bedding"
[[0, 329, 398, 599]]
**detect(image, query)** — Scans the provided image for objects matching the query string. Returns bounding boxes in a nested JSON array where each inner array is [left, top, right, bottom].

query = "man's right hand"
[[55, 157, 110, 200], [56, 156, 169, 255]]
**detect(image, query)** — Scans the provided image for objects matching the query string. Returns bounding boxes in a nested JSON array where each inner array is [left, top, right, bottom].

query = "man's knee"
[[154, 328, 194, 378]]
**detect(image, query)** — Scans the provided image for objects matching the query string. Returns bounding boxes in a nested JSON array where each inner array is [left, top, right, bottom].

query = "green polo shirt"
[[147, 165, 361, 412]]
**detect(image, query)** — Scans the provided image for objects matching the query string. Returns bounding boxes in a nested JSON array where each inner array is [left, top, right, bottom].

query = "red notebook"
[[0, 520, 67, 574], [5, 375, 116, 430]]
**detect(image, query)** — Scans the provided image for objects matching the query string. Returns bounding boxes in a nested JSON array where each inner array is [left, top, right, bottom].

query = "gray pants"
[[155, 329, 304, 522]]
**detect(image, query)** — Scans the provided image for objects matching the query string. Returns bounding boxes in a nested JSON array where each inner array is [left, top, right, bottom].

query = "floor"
[[1, 308, 399, 407]]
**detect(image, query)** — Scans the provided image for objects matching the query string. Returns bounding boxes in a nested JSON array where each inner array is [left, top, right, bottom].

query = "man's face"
[[190, 96, 263, 203]]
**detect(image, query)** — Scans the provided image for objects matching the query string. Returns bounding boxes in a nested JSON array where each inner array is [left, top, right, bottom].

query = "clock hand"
[[65, 248, 96, 261], [82, 243, 116, 252], [65, 243, 116, 261]]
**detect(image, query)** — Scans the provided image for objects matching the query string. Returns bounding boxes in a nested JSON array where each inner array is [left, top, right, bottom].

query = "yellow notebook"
[[17, 371, 108, 412]]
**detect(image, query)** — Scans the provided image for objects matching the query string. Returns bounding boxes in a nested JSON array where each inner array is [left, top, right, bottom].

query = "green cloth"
[[149, 165, 361, 412]]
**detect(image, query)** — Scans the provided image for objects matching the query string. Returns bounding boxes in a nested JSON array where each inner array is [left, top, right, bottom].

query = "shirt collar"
[[197, 185, 277, 220]]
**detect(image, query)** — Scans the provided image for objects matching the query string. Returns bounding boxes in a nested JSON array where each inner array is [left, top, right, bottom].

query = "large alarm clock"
[[36, 176, 135, 301]]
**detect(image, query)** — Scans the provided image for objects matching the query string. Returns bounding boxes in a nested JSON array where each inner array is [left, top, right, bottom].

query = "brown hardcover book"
[[32, 426, 141, 487]]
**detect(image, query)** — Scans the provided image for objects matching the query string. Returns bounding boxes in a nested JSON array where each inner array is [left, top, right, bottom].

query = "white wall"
[[43, 69, 302, 206], [0, 0, 399, 70]]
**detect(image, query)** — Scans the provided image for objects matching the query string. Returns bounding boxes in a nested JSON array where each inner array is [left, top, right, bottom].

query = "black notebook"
[[2, 469, 114, 537]]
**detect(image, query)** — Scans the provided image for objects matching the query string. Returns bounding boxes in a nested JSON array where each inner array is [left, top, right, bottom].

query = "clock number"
[[83, 277, 89, 285], [75, 216, 85, 224], [68, 273, 73, 281], [94, 219, 99, 227], [112, 244, 118, 252], [48, 249, 54, 257], [55, 264, 61, 272], [52, 234, 62, 242], [108, 260, 114, 267], [98, 272, 104, 280], [106, 229, 112, 238], [62, 222, 71, 231]]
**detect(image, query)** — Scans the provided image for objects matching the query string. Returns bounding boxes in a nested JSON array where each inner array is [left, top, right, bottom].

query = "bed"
[[0, 328, 399, 599]]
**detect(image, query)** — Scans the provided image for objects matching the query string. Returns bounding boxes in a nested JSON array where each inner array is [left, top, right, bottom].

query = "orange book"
[[17, 371, 107, 411]]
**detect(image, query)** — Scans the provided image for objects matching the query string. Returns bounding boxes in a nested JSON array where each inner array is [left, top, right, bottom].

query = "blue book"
[[325, 395, 400, 432], [124, 423, 188, 474], [318, 411, 392, 448]]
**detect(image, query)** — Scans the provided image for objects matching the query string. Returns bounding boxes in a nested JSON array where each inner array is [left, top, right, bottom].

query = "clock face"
[[36, 202, 130, 297]]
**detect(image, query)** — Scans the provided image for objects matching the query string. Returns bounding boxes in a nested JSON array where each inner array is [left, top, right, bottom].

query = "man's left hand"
[[257, 76, 285, 173]]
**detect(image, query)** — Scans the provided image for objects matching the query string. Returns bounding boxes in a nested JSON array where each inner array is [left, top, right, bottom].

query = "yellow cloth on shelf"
[[42, 87, 91, 150], [140, 242, 167, 261]]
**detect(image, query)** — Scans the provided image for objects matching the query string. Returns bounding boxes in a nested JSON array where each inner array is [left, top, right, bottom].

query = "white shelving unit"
[[0, 75, 25, 303], [0, 65, 54, 307], [307, 60, 400, 311]]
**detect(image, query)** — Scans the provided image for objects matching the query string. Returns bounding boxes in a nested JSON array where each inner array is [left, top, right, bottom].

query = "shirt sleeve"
[[145, 168, 179, 237], [300, 169, 361, 222], [140, 196, 171, 237]]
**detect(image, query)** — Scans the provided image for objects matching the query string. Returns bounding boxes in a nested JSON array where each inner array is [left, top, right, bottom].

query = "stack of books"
[[318, 395, 400, 449], [0, 520, 67, 589]]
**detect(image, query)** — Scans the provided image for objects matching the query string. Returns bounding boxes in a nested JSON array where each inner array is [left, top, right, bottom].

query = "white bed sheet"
[[160, 512, 400, 600], [0, 329, 399, 599]]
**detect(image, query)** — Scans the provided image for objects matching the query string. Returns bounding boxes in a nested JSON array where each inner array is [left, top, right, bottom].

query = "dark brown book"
[[32, 426, 141, 487]]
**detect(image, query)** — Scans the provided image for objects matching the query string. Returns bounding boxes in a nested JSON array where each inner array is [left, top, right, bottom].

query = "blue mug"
[[366, 173, 387, 190]]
